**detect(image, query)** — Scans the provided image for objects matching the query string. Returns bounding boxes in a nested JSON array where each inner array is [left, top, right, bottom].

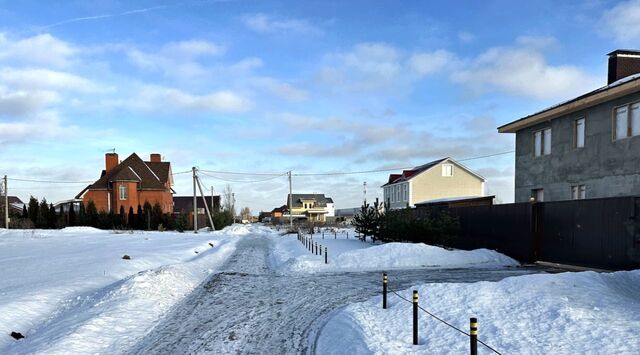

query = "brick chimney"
[[607, 50, 640, 84], [150, 153, 161, 162], [105, 153, 118, 174]]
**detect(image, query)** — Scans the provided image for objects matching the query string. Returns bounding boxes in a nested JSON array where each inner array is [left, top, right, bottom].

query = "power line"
[[199, 169, 285, 176], [199, 171, 287, 184], [7, 178, 93, 184]]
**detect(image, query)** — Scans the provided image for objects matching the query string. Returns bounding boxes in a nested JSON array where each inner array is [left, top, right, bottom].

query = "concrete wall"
[[514, 90, 640, 202]]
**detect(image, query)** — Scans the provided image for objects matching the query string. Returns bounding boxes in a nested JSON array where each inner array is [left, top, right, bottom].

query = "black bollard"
[[383, 273, 388, 309], [470, 318, 477, 355], [413, 290, 418, 345]]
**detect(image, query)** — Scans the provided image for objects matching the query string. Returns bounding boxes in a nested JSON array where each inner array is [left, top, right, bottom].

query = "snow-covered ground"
[[317, 270, 640, 354], [268, 229, 518, 273], [0, 224, 271, 354]]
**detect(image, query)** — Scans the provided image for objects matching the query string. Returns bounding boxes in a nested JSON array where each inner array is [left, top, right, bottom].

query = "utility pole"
[[195, 175, 215, 231], [211, 186, 214, 212], [192, 167, 198, 233], [288, 171, 293, 230], [363, 181, 367, 205], [3, 175, 8, 229]]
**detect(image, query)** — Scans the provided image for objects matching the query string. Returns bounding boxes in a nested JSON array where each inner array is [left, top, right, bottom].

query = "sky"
[[0, 0, 638, 213]]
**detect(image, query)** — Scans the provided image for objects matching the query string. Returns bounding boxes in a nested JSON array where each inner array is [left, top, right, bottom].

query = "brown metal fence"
[[420, 196, 640, 270]]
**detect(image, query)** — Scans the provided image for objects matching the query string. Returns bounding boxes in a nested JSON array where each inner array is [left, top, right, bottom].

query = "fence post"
[[334, 231, 336, 239], [382, 273, 388, 309], [315, 242, 318, 255], [322, 231, 324, 239], [413, 290, 419, 345], [320, 245, 322, 255], [325, 247, 328, 264], [470, 318, 477, 355]]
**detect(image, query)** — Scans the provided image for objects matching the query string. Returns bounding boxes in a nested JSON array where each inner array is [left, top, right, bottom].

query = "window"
[[531, 188, 544, 202], [119, 184, 127, 200], [396, 185, 400, 202], [442, 164, 453, 177], [614, 102, 640, 140], [404, 184, 408, 201], [533, 128, 551, 156], [571, 185, 586, 200], [574, 118, 585, 148]]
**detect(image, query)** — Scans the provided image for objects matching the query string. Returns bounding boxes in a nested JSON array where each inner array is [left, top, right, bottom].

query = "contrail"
[[29, 0, 230, 33]]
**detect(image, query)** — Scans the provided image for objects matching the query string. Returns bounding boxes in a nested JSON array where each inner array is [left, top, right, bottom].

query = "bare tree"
[[240, 207, 251, 221], [222, 184, 236, 217]]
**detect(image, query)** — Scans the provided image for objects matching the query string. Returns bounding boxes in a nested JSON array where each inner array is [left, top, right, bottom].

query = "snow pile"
[[269, 233, 517, 273], [317, 270, 640, 354], [0, 225, 264, 353]]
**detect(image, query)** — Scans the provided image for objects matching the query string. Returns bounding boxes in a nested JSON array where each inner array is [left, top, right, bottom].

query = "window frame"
[[533, 128, 551, 157], [613, 100, 640, 140], [571, 184, 586, 200], [574, 117, 585, 148], [118, 184, 127, 200], [442, 164, 453, 177], [531, 188, 544, 202]]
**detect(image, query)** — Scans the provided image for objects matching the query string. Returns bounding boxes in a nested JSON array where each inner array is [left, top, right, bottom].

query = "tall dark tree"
[[27, 196, 39, 225], [86, 200, 98, 227], [21, 205, 28, 219], [136, 204, 143, 230], [68, 203, 76, 227], [48, 203, 57, 229], [119, 205, 126, 228], [37, 198, 49, 228], [151, 202, 163, 230], [78, 202, 87, 226], [143, 201, 152, 230], [127, 206, 135, 229]]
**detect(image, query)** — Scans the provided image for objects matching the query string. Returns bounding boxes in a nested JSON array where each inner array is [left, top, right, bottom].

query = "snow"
[[269, 228, 518, 274], [317, 270, 640, 354], [0, 224, 269, 354]]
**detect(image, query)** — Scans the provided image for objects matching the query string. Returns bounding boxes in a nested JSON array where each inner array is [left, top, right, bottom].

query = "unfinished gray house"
[[499, 49, 640, 202]]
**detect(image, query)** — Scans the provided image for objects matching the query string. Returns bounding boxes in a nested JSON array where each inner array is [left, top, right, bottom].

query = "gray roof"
[[286, 194, 333, 208]]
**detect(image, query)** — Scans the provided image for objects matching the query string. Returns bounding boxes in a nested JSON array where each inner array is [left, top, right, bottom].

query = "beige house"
[[286, 194, 335, 222], [381, 158, 486, 210]]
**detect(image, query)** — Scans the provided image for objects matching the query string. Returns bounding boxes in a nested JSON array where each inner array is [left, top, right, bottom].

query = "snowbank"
[[269, 233, 517, 274], [317, 270, 640, 354], [0, 225, 265, 353]]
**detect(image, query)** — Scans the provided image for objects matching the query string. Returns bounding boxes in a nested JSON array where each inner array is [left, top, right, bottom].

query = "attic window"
[[614, 102, 640, 140], [442, 164, 453, 177]]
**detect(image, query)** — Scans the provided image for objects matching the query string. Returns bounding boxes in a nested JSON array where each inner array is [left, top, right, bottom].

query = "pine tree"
[[27, 196, 39, 226], [143, 201, 152, 230], [37, 198, 49, 228], [127, 206, 135, 229], [136, 204, 143, 230], [78, 202, 86, 226], [119, 205, 126, 229], [86, 200, 98, 227], [48, 204, 57, 229], [21, 205, 28, 219], [68, 203, 76, 227], [151, 202, 163, 230]]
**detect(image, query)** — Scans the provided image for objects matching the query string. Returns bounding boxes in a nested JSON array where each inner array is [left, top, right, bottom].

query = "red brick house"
[[76, 153, 174, 213]]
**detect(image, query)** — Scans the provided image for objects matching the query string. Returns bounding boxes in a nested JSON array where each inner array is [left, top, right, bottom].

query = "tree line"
[[9, 196, 234, 232], [353, 198, 460, 245]]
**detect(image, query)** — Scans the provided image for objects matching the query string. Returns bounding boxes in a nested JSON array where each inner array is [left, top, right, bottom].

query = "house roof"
[[381, 158, 485, 187], [173, 196, 220, 214], [498, 72, 640, 133], [76, 153, 172, 198], [7, 196, 24, 204], [272, 205, 289, 213], [286, 194, 333, 208]]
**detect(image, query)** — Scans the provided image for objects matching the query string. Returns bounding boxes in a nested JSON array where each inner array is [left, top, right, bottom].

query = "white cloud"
[[0, 68, 98, 92], [0, 86, 59, 116], [601, 0, 640, 42], [252, 77, 308, 101], [408, 50, 454, 76], [0, 111, 77, 145], [458, 31, 475, 43], [130, 85, 253, 113], [127, 39, 225, 78], [0, 33, 76, 68], [242, 13, 321, 35], [451, 37, 600, 100]]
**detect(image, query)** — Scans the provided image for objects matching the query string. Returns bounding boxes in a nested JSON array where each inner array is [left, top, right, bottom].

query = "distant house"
[[499, 49, 640, 202], [271, 205, 289, 219], [76, 153, 174, 213], [335, 207, 360, 224], [381, 158, 486, 210], [286, 194, 335, 222], [7, 196, 25, 215], [173, 195, 220, 228]]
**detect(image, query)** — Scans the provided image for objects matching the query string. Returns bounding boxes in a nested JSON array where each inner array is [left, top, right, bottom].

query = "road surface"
[[131, 234, 547, 354]]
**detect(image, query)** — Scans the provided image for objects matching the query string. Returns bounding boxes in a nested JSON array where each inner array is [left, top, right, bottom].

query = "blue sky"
[[0, 0, 637, 213]]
